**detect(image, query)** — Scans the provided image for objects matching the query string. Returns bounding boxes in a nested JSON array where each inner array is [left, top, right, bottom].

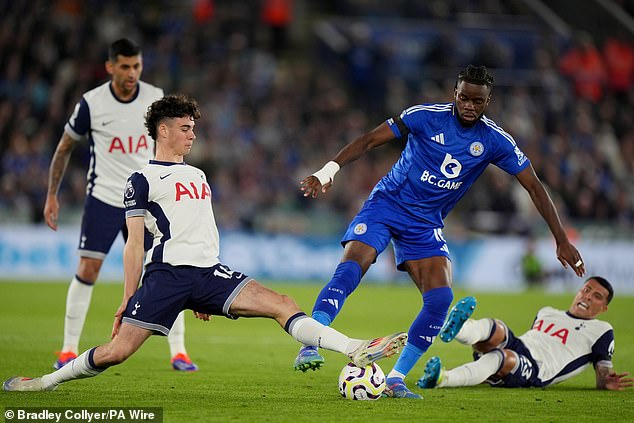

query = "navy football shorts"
[[341, 193, 450, 270], [121, 262, 252, 335], [483, 328, 542, 388], [78, 194, 153, 259], [78, 195, 127, 259]]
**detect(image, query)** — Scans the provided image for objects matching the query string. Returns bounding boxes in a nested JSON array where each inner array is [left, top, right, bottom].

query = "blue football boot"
[[294, 346, 325, 372], [439, 296, 477, 343], [417, 356, 444, 389]]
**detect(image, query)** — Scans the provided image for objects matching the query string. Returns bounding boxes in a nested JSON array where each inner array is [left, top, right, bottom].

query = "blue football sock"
[[311, 261, 362, 326], [312, 311, 331, 326], [393, 286, 453, 376]]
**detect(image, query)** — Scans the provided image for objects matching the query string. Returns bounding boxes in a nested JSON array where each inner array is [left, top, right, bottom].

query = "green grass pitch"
[[1, 281, 633, 422]]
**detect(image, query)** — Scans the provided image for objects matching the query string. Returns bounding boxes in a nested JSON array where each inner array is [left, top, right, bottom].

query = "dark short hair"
[[145, 94, 201, 140], [456, 64, 494, 88], [108, 38, 141, 62], [588, 276, 614, 304]]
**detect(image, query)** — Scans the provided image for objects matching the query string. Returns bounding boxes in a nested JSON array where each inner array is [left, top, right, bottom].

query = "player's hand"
[[556, 241, 585, 277], [111, 301, 128, 339], [300, 175, 332, 198], [44, 195, 60, 231], [604, 371, 633, 391], [193, 311, 212, 321]]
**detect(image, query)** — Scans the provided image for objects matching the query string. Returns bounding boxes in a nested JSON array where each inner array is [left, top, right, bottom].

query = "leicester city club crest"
[[353, 223, 367, 235], [469, 141, 484, 157]]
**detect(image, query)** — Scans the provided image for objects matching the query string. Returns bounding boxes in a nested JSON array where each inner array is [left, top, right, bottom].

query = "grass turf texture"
[[1, 281, 633, 422]]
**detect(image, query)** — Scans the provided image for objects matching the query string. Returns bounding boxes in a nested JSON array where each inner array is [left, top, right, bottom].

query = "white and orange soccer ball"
[[338, 362, 386, 400]]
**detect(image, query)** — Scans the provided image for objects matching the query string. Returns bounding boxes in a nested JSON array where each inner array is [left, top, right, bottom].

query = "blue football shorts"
[[341, 193, 450, 270], [121, 262, 252, 335], [78, 194, 153, 259], [482, 327, 542, 388]]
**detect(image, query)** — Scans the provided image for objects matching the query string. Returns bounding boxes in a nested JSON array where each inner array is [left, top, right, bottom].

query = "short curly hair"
[[144, 94, 201, 141], [456, 64, 494, 88]]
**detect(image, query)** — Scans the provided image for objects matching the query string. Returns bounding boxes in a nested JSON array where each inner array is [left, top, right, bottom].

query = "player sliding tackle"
[[3, 94, 406, 392], [418, 277, 632, 391]]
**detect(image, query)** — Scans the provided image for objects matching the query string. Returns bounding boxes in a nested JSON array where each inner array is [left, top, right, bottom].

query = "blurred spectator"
[[559, 32, 607, 103], [602, 31, 634, 99]]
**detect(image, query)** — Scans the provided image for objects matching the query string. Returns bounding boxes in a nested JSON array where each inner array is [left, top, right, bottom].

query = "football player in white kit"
[[418, 277, 633, 391], [43, 38, 197, 371], [3, 94, 407, 392]]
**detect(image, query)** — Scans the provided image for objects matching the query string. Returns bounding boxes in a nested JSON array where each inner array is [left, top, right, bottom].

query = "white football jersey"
[[124, 160, 220, 268], [519, 307, 614, 386], [65, 81, 164, 207]]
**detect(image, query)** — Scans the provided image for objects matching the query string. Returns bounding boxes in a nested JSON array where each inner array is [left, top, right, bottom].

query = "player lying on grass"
[[3, 94, 406, 392], [417, 277, 633, 391]]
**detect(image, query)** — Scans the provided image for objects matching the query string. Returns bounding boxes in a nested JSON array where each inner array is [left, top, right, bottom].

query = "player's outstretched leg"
[[348, 332, 407, 368], [416, 356, 444, 389], [3, 377, 56, 392], [439, 296, 477, 343]]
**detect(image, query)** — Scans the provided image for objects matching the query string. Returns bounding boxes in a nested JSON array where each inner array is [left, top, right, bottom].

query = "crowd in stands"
[[1, 0, 633, 238]]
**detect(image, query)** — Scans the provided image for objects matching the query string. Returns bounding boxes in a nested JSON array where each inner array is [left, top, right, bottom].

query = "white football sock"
[[454, 318, 494, 345], [168, 311, 187, 357], [41, 348, 104, 389], [387, 369, 406, 380], [62, 277, 94, 353], [439, 351, 502, 387], [288, 316, 362, 354]]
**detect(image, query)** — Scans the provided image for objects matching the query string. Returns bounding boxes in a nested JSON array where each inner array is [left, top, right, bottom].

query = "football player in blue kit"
[[43, 38, 197, 371], [3, 94, 407, 392], [294, 65, 586, 399], [418, 277, 632, 391]]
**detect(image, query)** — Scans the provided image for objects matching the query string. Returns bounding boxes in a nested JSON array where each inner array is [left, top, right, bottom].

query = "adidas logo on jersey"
[[431, 133, 445, 145]]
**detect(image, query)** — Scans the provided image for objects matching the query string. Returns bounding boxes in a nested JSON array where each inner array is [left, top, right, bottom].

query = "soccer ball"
[[338, 362, 386, 400]]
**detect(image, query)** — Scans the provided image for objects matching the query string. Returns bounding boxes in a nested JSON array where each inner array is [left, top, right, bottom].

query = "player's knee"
[[495, 350, 517, 377], [77, 258, 103, 282], [474, 319, 507, 352], [98, 344, 134, 366]]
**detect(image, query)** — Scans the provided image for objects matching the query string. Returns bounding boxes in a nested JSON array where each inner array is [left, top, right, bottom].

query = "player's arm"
[[515, 165, 585, 277], [301, 122, 396, 198], [595, 364, 633, 390], [43, 132, 77, 230], [112, 216, 145, 338]]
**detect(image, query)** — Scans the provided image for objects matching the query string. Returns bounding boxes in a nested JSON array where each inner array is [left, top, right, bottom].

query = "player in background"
[[42, 38, 197, 371], [418, 277, 632, 391], [294, 65, 586, 398], [3, 94, 407, 392]]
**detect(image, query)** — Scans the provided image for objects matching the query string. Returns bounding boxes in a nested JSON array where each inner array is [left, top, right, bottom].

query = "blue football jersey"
[[380, 103, 530, 227]]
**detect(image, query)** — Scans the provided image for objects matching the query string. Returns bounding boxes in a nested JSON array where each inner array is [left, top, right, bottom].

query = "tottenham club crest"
[[124, 180, 135, 199], [469, 141, 484, 157], [353, 223, 367, 235]]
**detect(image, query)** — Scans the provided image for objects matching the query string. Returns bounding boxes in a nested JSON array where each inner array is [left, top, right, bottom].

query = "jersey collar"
[[149, 160, 187, 166], [109, 82, 141, 104]]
